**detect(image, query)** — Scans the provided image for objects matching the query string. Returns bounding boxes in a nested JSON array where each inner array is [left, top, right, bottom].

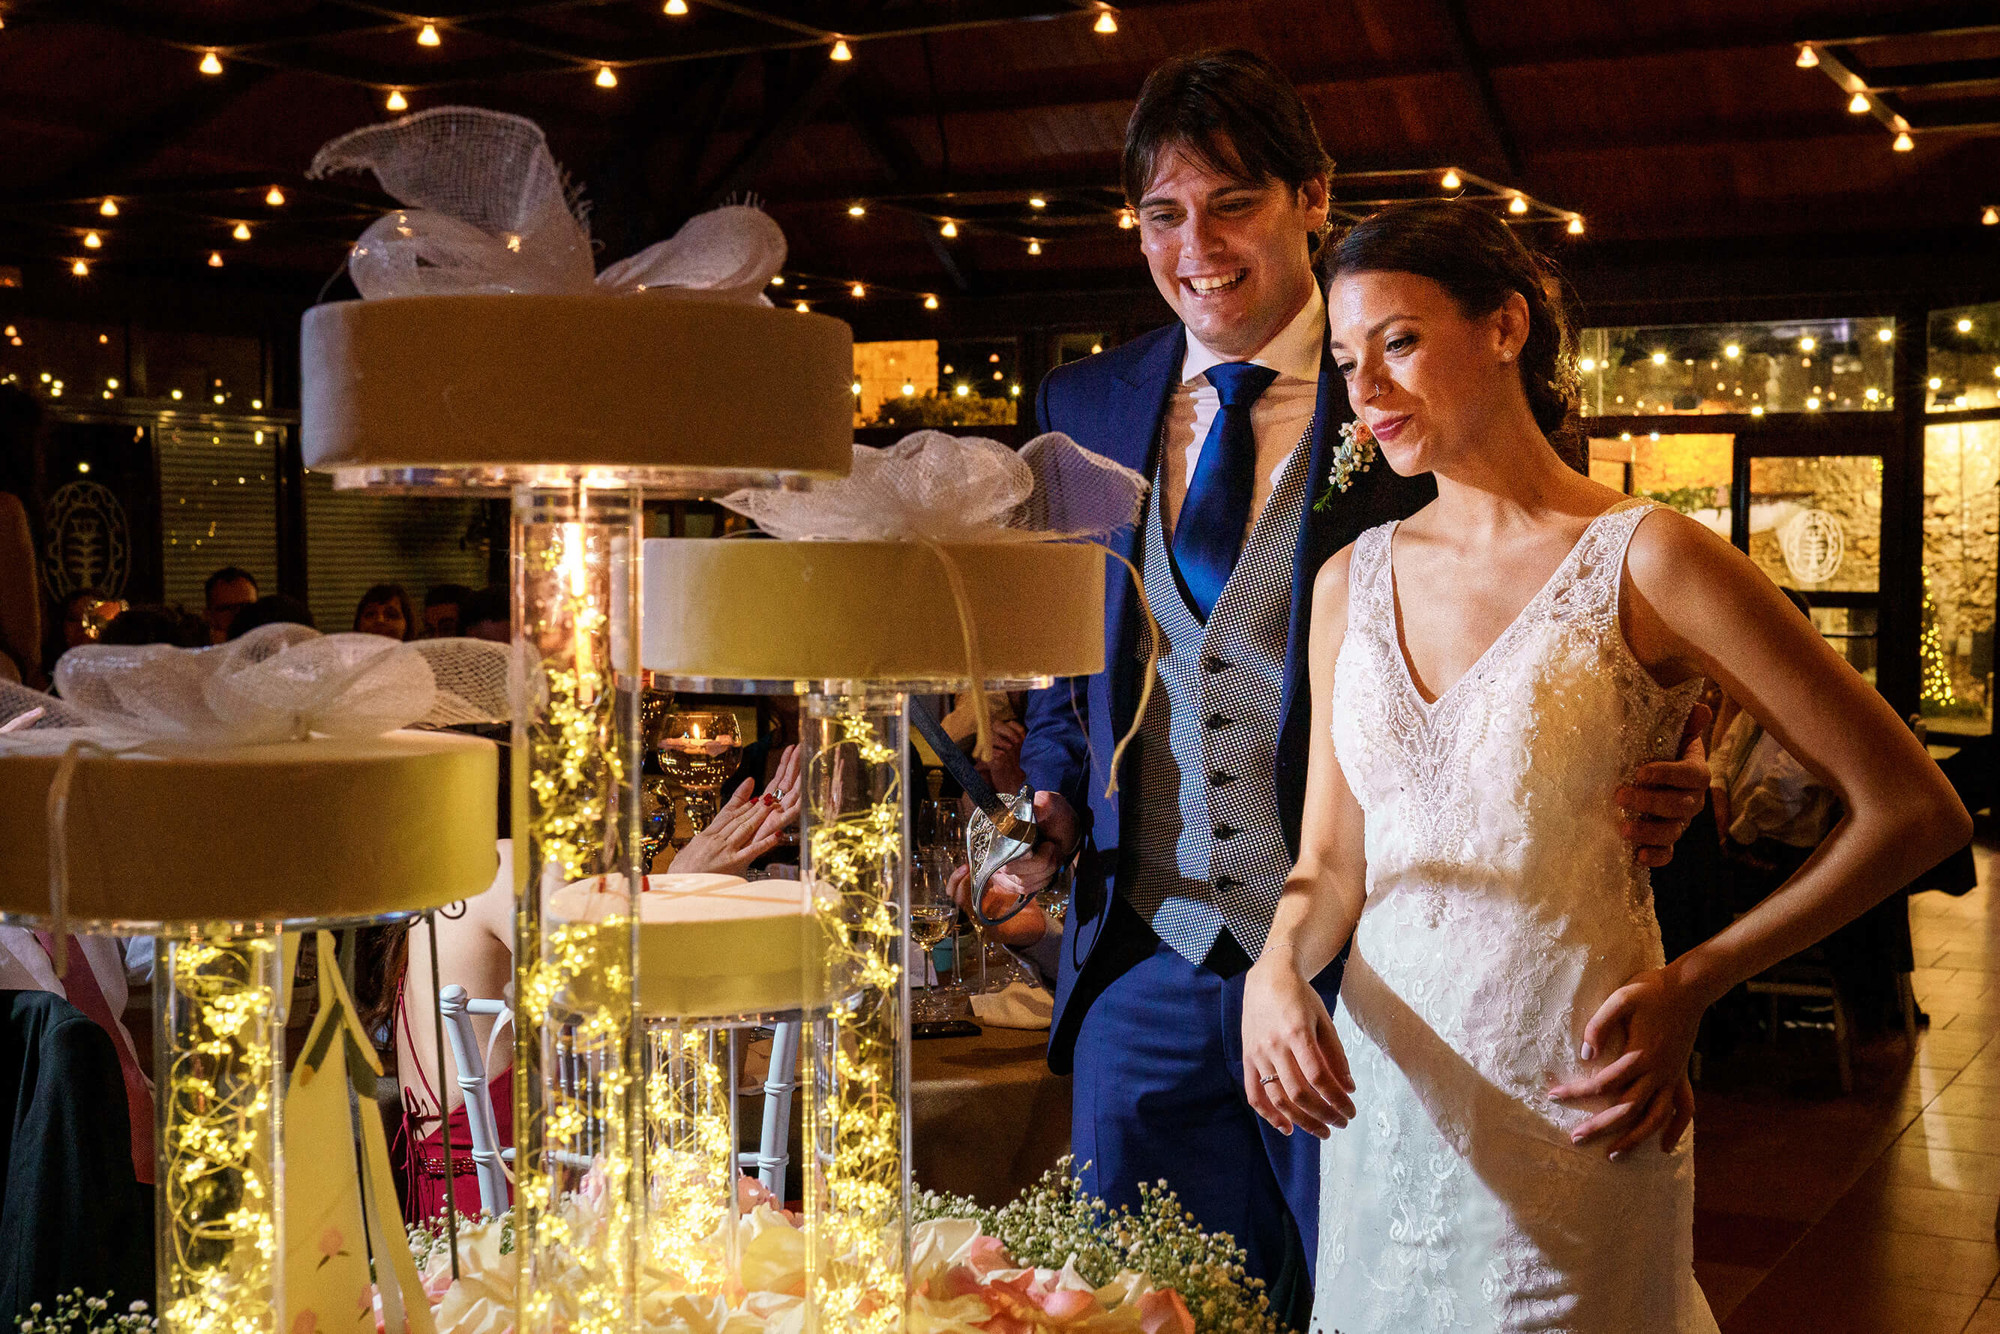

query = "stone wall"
[[1924, 420, 2000, 714]]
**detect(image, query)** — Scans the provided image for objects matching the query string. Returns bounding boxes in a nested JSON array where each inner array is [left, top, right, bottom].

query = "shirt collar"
[[1180, 281, 1326, 387]]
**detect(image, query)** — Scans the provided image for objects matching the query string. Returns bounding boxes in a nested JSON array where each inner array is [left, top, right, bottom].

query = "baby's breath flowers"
[[15, 1291, 154, 1334], [915, 1158, 1291, 1334]]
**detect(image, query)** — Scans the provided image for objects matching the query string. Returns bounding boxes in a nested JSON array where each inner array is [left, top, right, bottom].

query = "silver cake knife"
[[907, 696, 1042, 925]]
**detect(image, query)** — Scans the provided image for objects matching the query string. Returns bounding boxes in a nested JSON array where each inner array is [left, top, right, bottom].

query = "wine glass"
[[908, 859, 958, 1025], [655, 710, 742, 841]]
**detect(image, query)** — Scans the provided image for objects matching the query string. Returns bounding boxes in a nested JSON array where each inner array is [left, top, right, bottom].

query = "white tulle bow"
[[309, 106, 786, 302]]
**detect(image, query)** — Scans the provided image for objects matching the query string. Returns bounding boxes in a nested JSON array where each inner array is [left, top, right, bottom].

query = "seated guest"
[[225, 594, 315, 639], [459, 586, 510, 643], [353, 583, 416, 642], [421, 584, 474, 639], [202, 566, 259, 644], [101, 604, 207, 649]]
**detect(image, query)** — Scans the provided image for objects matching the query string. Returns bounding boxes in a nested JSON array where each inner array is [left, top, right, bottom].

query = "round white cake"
[[0, 729, 499, 929], [548, 872, 831, 1019], [300, 295, 853, 491]]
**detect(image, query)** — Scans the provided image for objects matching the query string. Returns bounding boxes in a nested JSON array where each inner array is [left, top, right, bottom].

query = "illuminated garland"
[[1921, 567, 1956, 707], [158, 932, 281, 1334], [643, 1023, 737, 1294], [802, 699, 907, 1334]]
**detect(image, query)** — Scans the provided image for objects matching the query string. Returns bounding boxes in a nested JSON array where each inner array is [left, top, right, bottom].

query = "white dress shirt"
[[1160, 282, 1327, 537]]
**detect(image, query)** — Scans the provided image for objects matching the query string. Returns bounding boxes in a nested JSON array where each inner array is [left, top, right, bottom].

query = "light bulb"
[[1028, 239, 1042, 254], [1800, 335, 1816, 352], [1724, 343, 1741, 359], [1806, 396, 1821, 410], [1893, 132, 1913, 151], [386, 88, 408, 111], [924, 294, 939, 310], [940, 219, 957, 237], [99, 198, 118, 217], [795, 301, 809, 313], [1651, 350, 1667, 365], [265, 187, 286, 207], [2, 327, 12, 338], [769, 275, 784, 286], [1985, 207, 1999, 226], [1118, 209, 1135, 229], [848, 202, 866, 217], [1848, 92, 1870, 113], [1441, 169, 1461, 190], [82, 232, 101, 249], [901, 382, 914, 396], [851, 382, 862, 395], [830, 38, 852, 61], [208, 251, 223, 267], [1750, 404, 1764, 417], [1579, 357, 1597, 373], [955, 383, 969, 396], [851, 282, 866, 298], [665, 0, 689, 12], [1929, 377, 1943, 390], [1011, 384, 1021, 396], [198, 51, 223, 75], [417, 23, 441, 46], [1877, 326, 1894, 342], [596, 65, 618, 87], [1866, 387, 1881, 401], [71, 260, 88, 277], [170, 389, 182, 400], [1094, 9, 1117, 33], [1028, 196, 1047, 209], [1567, 216, 1584, 235], [1959, 317, 1974, 333], [1796, 45, 1819, 68], [232, 222, 250, 241]]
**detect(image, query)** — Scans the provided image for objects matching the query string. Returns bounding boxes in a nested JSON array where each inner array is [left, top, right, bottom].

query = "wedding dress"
[[1312, 499, 1718, 1334]]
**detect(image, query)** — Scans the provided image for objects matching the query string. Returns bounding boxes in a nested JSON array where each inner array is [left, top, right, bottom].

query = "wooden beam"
[[1436, 0, 1523, 177], [693, 55, 857, 213], [836, 85, 982, 293]]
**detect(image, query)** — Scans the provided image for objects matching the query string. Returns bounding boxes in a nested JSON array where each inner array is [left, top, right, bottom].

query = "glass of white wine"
[[909, 858, 960, 1025]]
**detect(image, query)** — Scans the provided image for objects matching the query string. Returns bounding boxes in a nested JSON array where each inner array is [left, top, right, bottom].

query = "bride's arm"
[[1555, 507, 1971, 1155], [1243, 545, 1370, 1138]]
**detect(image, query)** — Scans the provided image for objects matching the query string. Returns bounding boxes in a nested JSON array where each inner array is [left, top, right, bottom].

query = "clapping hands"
[[655, 744, 802, 878]]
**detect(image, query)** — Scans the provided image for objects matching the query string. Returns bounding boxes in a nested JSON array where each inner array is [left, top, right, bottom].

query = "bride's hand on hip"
[[1242, 960, 1357, 1139], [1548, 965, 1702, 1159]]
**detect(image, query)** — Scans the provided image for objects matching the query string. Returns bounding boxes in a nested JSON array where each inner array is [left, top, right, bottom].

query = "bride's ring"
[[767, 786, 786, 802], [1258, 1074, 1280, 1085]]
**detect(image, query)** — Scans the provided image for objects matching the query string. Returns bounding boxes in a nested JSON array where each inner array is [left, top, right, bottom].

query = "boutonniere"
[[1313, 419, 1377, 513]]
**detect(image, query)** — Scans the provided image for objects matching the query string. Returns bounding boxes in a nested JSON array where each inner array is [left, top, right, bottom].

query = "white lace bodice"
[[1312, 500, 1716, 1334]]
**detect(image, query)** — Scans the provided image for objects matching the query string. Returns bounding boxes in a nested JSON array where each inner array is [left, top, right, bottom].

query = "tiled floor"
[[1697, 845, 2000, 1333]]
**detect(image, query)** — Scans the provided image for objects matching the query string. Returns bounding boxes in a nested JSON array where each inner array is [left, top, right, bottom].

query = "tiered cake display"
[[299, 108, 852, 1334]]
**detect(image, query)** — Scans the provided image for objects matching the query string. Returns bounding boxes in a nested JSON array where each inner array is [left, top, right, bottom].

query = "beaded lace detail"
[[1312, 501, 1715, 1334]]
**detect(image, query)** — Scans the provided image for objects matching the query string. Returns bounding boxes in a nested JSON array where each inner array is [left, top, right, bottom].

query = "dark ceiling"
[[0, 0, 1997, 327]]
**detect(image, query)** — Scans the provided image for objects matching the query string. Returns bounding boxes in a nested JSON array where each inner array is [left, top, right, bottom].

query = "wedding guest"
[[0, 387, 42, 688], [101, 603, 208, 649], [225, 594, 314, 639], [421, 583, 474, 639], [460, 586, 510, 643], [353, 582, 416, 641], [202, 566, 259, 643]]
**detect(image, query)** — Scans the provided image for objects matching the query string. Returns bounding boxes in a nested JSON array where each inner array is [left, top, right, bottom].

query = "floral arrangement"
[[1313, 419, 1377, 513], [13, 1292, 155, 1334], [402, 1162, 1288, 1334]]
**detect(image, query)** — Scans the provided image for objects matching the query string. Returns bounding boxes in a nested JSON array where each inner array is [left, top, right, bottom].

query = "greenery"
[[407, 1210, 514, 1273], [15, 1292, 154, 1334], [1641, 485, 1721, 514], [864, 391, 1017, 430], [914, 1158, 1290, 1334]]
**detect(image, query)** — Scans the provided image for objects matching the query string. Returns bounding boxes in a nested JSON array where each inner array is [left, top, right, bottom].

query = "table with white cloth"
[[909, 1021, 1071, 1206]]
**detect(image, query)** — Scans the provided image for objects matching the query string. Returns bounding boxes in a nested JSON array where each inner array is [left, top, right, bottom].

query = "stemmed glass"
[[908, 859, 958, 1025], [655, 710, 741, 842]]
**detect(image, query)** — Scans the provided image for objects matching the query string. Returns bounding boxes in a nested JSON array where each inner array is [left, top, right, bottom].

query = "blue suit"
[[1020, 320, 1434, 1297]]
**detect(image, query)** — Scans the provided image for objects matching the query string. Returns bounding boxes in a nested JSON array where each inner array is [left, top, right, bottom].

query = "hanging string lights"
[[595, 64, 619, 87], [416, 22, 441, 46], [99, 198, 119, 217], [386, 88, 409, 111], [830, 38, 852, 61], [1094, 7, 1118, 34], [198, 51, 223, 75]]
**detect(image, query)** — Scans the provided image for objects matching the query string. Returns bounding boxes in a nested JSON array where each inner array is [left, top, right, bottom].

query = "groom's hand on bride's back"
[[1616, 701, 1713, 867]]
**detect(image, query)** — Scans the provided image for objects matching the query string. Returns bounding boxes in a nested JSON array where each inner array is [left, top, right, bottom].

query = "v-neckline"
[[1385, 501, 1637, 711]]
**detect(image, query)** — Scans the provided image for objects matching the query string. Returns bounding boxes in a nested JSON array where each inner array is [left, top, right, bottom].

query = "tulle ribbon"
[[1, 625, 511, 968], [308, 106, 786, 301], [721, 431, 1160, 793]]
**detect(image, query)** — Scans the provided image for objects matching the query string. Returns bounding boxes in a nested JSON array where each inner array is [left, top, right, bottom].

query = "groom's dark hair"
[[1122, 48, 1334, 247]]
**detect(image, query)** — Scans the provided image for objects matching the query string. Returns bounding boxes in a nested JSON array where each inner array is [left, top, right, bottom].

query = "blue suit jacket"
[[1023, 320, 1436, 1074]]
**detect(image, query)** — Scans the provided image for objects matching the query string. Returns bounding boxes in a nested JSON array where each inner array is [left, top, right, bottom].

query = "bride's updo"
[[1325, 202, 1584, 468]]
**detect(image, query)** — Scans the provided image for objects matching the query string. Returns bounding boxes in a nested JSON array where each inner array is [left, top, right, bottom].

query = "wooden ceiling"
[[0, 0, 1995, 324]]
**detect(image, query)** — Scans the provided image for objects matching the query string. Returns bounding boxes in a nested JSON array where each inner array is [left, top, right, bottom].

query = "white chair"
[[439, 985, 802, 1212]]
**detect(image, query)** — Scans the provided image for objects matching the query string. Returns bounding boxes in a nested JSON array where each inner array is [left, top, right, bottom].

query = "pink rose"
[[965, 1236, 1013, 1277], [1136, 1288, 1195, 1334]]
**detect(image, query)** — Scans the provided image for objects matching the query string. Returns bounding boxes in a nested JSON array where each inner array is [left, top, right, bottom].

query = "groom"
[[998, 47, 1711, 1318]]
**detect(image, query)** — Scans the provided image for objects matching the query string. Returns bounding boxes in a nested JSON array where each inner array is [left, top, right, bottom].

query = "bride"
[[1241, 202, 1970, 1333]]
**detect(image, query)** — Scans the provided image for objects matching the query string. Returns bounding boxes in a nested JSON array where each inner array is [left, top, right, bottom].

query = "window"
[[1578, 317, 1896, 417]]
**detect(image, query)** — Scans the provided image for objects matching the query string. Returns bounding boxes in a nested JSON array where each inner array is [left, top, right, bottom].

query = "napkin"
[[971, 981, 1053, 1030]]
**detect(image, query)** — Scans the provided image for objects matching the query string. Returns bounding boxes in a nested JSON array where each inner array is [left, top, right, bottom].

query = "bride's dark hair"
[[1325, 202, 1585, 470]]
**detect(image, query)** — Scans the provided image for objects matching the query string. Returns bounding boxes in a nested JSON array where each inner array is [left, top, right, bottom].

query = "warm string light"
[[847, 202, 866, 217], [1094, 8, 1118, 33], [643, 1024, 736, 1295], [1893, 132, 1914, 152], [829, 38, 852, 61], [1848, 91, 1871, 114], [923, 294, 939, 310], [264, 187, 286, 207], [596, 65, 618, 88], [1800, 335, 1817, 352], [1117, 208, 1135, 229], [665, 0, 690, 11], [1958, 317, 1974, 333], [1796, 45, 1819, 68], [1027, 239, 1042, 254], [232, 222, 251, 241], [1440, 168, 1462, 190], [385, 88, 409, 111], [850, 282, 866, 298], [1027, 195, 1047, 209], [795, 301, 810, 313], [939, 218, 957, 237], [99, 198, 119, 217], [416, 22, 441, 46], [71, 259, 88, 277], [82, 231, 101, 249], [1507, 194, 1529, 215], [198, 51, 223, 75], [1921, 568, 1956, 706], [208, 251, 224, 267], [1984, 206, 1999, 226], [1878, 326, 1895, 342], [1567, 216, 1584, 235]]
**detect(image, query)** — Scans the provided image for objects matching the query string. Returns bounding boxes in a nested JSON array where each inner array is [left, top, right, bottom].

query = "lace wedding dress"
[[1312, 500, 1718, 1334]]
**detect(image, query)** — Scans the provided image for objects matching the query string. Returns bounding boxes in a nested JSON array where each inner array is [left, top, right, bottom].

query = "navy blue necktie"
[[1173, 361, 1279, 619]]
